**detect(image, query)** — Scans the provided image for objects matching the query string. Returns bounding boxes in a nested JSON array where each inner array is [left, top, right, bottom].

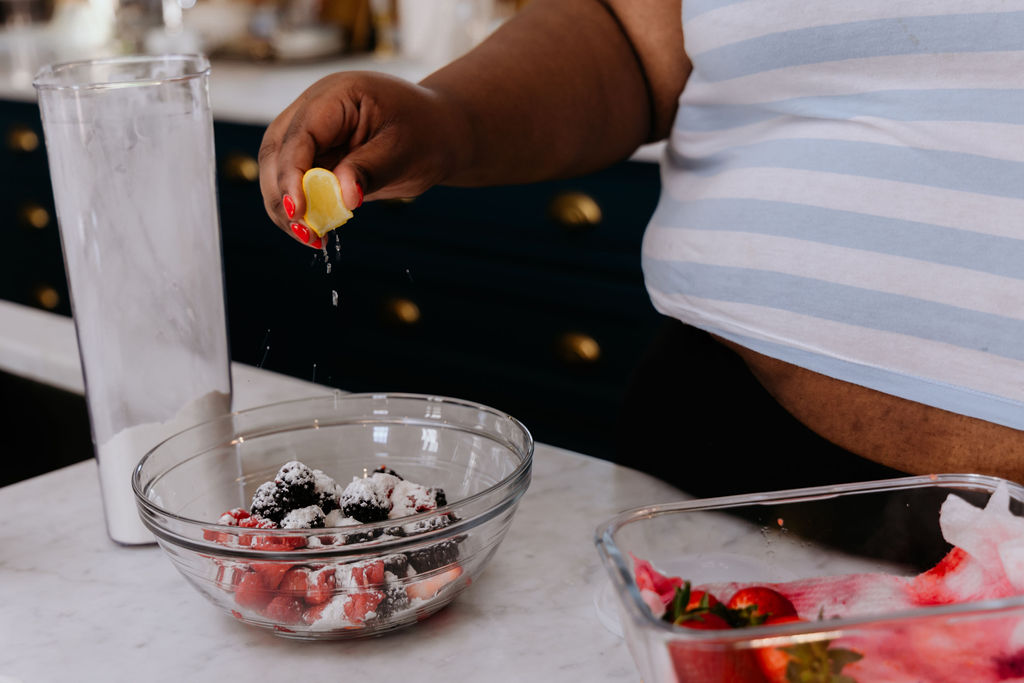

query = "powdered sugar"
[[281, 505, 326, 529]]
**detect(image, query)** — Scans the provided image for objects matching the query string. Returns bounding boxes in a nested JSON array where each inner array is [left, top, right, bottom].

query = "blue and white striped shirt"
[[644, 1, 1024, 429]]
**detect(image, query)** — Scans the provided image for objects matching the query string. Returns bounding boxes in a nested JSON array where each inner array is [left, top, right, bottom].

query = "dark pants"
[[615, 318, 906, 499]]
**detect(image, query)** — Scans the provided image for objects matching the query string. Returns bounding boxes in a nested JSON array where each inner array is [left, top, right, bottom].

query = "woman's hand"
[[258, 71, 468, 247]]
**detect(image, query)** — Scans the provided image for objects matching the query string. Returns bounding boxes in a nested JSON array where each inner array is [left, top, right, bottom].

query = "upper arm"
[[603, 0, 690, 141]]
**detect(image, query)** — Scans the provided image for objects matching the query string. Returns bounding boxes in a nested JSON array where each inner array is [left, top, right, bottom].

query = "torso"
[[718, 337, 1024, 483], [643, 3, 1024, 472]]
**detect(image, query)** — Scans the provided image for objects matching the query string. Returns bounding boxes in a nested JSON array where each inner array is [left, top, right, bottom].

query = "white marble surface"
[[0, 302, 686, 682]]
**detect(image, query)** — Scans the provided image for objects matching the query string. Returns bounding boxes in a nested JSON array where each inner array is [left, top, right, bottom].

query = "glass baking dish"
[[595, 474, 1024, 682]]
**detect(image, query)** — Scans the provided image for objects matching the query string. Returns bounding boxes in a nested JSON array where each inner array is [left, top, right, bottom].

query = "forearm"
[[421, 0, 660, 186]]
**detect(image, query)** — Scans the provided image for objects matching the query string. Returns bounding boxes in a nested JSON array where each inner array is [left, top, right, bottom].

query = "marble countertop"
[[0, 301, 685, 683]]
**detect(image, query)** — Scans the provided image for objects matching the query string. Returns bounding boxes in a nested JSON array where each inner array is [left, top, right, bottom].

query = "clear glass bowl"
[[133, 392, 533, 639], [595, 474, 1024, 682]]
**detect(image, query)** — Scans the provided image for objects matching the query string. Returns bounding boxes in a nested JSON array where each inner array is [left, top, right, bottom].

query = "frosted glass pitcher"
[[33, 55, 232, 545]]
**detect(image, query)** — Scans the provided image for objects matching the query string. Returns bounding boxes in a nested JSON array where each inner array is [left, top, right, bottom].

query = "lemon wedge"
[[301, 167, 354, 237]]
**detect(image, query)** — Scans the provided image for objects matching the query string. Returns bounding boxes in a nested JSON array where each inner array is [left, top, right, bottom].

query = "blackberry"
[[274, 461, 317, 509], [280, 505, 326, 529], [340, 476, 392, 523], [375, 584, 410, 619], [430, 487, 447, 507], [250, 481, 286, 523], [312, 469, 341, 514], [341, 526, 383, 545], [402, 514, 451, 536], [407, 538, 461, 572], [382, 524, 407, 538], [373, 466, 403, 480], [382, 553, 410, 577]]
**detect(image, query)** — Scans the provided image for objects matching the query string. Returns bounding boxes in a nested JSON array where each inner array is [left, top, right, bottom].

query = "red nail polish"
[[355, 183, 364, 208], [310, 236, 323, 249], [290, 222, 310, 244], [282, 194, 296, 219]]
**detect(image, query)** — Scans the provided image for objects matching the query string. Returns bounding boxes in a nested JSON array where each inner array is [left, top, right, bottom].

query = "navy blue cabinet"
[[3, 105, 667, 462]]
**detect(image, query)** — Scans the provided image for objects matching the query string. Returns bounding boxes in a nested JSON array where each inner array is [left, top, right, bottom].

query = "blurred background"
[[0, 0, 531, 84]]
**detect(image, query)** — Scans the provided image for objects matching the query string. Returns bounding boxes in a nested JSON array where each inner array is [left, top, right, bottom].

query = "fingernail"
[[355, 182, 364, 208], [290, 222, 310, 244], [310, 235, 323, 249], [282, 194, 296, 219]]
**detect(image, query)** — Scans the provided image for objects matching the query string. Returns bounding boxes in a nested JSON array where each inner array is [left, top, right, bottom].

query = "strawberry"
[[306, 567, 336, 605], [668, 616, 767, 682], [251, 533, 307, 551], [664, 582, 727, 626], [302, 600, 330, 625], [214, 562, 246, 590], [220, 508, 251, 523], [251, 562, 292, 591], [234, 571, 273, 610], [406, 565, 464, 601], [237, 516, 277, 547], [753, 615, 862, 683], [344, 591, 385, 623], [676, 611, 731, 630], [351, 560, 386, 587], [277, 568, 311, 599], [633, 554, 686, 607], [263, 595, 305, 624], [727, 587, 797, 625], [204, 507, 252, 541]]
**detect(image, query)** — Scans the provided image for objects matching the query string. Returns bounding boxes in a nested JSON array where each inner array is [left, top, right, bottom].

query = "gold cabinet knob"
[[7, 124, 39, 154], [548, 191, 602, 231], [556, 331, 601, 364], [222, 153, 260, 183], [19, 202, 51, 230], [384, 297, 421, 326], [33, 284, 60, 310]]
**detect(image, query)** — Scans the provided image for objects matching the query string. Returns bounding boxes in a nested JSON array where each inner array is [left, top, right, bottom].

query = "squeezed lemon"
[[302, 167, 353, 237]]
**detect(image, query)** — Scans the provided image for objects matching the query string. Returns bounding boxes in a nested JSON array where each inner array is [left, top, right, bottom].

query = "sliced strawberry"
[[235, 571, 273, 610], [263, 595, 305, 624], [632, 554, 686, 607], [251, 534, 307, 551], [220, 508, 251, 524], [202, 529, 231, 543], [306, 567, 336, 605], [204, 507, 252, 541], [406, 565, 463, 601], [344, 591, 385, 624], [277, 568, 311, 599], [302, 600, 330, 626], [251, 562, 292, 590], [237, 516, 277, 547], [214, 562, 246, 590], [351, 560, 386, 588]]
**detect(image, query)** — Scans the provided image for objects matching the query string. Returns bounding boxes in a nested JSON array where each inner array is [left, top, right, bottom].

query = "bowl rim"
[[594, 473, 1024, 643], [132, 391, 534, 557]]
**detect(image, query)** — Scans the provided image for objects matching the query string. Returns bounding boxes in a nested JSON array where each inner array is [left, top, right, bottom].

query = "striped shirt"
[[643, 1, 1024, 430]]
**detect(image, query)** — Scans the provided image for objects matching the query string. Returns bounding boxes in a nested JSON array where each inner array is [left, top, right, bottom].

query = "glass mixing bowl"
[[133, 392, 533, 639]]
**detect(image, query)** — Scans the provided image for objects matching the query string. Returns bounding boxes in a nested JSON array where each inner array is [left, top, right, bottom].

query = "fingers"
[[259, 107, 313, 247], [258, 72, 456, 247]]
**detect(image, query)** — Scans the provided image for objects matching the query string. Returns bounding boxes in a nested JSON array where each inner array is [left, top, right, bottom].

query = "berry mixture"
[[203, 461, 464, 632]]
